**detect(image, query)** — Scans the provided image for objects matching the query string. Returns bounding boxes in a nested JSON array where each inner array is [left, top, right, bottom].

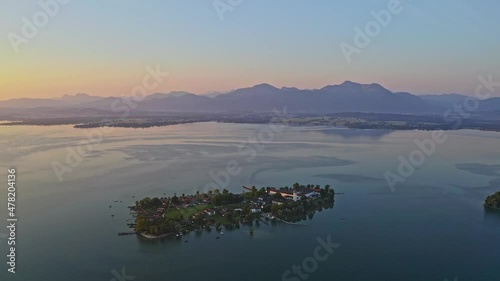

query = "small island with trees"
[[484, 191, 500, 210], [129, 183, 335, 239]]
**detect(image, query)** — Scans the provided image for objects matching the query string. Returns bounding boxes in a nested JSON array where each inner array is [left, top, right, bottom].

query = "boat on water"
[[111, 214, 115, 217], [220, 231, 224, 235], [216, 236, 220, 239], [109, 205, 112, 208]]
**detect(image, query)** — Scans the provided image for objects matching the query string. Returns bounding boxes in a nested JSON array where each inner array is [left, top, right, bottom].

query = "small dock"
[[273, 216, 308, 226]]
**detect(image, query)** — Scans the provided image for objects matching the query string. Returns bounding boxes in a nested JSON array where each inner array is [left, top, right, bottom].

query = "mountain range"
[[1, 81, 498, 114]]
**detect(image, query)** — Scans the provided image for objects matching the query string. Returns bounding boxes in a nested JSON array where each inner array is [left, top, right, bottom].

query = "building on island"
[[268, 188, 321, 202]]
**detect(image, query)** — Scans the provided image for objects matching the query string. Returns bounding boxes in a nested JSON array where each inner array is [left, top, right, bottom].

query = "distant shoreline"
[[2, 112, 500, 133]]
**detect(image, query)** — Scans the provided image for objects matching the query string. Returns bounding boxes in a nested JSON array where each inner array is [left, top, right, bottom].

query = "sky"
[[1, 0, 499, 100]]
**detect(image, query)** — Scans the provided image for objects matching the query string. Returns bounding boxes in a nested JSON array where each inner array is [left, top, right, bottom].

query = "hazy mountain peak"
[[60, 93, 91, 99], [226, 83, 281, 98], [251, 83, 279, 90], [320, 81, 391, 95], [367, 82, 384, 89], [339, 81, 384, 89], [340, 80, 358, 86], [281, 86, 299, 91], [58, 93, 102, 105], [146, 91, 195, 100], [167, 91, 194, 97]]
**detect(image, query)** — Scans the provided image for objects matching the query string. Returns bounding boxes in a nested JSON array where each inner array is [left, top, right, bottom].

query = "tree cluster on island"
[[484, 191, 500, 210], [131, 183, 335, 237]]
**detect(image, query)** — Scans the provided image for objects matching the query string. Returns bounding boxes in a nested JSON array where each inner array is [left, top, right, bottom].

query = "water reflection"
[[316, 127, 393, 139]]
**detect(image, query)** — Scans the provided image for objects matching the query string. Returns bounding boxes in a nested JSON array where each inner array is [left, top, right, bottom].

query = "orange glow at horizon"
[[0, 54, 483, 100]]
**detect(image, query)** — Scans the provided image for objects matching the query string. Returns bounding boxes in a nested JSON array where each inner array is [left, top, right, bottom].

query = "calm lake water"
[[0, 122, 499, 281]]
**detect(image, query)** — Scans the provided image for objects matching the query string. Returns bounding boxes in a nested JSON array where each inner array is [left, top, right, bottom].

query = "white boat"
[[220, 231, 224, 235]]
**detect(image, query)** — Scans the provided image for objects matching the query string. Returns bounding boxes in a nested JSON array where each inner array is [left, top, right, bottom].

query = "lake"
[[0, 122, 499, 281]]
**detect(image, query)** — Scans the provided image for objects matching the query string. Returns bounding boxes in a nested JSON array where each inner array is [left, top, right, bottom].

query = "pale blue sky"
[[1, 0, 499, 99]]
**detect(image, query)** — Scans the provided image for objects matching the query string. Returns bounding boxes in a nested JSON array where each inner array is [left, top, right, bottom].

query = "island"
[[129, 183, 335, 239], [484, 191, 500, 210]]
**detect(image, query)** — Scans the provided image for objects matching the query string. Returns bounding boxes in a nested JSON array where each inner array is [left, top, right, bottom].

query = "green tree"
[[242, 205, 251, 215], [141, 197, 151, 207], [226, 212, 234, 222], [484, 191, 500, 209], [272, 192, 283, 199], [171, 195, 180, 205], [151, 197, 162, 208], [136, 217, 152, 233], [271, 204, 282, 214], [149, 226, 159, 236], [251, 186, 257, 197], [263, 204, 271, 212]]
